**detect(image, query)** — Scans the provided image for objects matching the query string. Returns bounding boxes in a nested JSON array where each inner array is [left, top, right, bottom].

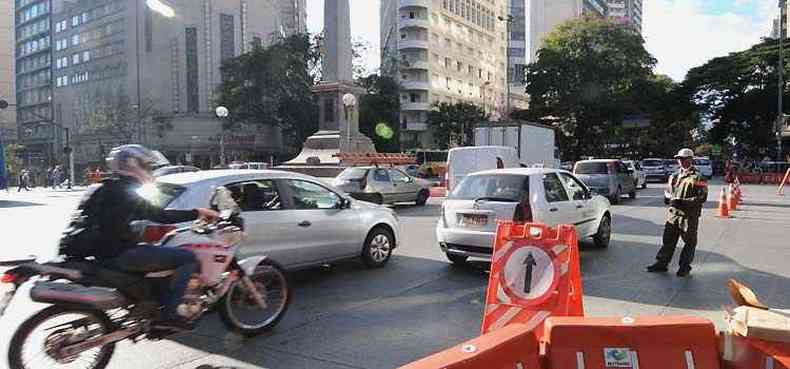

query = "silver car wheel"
[[369, 234, 391, 263]]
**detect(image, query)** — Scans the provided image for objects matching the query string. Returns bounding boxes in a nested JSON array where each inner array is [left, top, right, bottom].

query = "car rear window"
[[138, 182, 186, 208], [574, 162, 609, 174], [642, 159, 663, 167], [337, 168, 369, 180], [449, 174, 529, 202], [694, 159, 711, 166]]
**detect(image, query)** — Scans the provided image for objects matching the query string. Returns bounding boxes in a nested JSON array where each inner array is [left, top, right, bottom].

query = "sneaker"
[[677, 266, 692, 277], [646, 263, 668, 273]]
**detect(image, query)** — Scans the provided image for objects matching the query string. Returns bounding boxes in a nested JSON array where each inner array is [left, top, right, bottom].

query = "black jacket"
[[66, 175, 198, 259]]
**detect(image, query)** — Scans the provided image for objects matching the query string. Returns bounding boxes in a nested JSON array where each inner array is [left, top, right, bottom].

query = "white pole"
[[69, 151, 75, 189]]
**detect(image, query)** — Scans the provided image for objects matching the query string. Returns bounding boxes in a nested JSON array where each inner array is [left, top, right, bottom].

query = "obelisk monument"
[[286, 0, 375, 167]]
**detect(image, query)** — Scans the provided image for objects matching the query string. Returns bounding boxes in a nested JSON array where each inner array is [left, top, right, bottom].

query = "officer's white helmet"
[[673, 148, 694, 159], [106, 144, 170, 173]]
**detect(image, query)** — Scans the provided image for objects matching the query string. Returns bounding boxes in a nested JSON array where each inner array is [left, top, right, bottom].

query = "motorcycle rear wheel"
[[8, 305, 115, 369], [219, 259, 291, 337]]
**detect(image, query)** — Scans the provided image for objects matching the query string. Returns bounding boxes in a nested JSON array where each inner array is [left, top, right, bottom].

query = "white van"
[[445, 146, 520, 192]]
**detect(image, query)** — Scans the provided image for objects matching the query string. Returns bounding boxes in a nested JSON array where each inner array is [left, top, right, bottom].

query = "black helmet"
[[105, 144, 169, 173]]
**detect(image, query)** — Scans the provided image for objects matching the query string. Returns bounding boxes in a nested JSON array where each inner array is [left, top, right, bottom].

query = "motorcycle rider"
[[60, 144, 219, 330]]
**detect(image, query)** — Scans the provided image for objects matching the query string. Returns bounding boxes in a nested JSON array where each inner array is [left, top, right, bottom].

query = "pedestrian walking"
[[17, 169, 31, 192], [647, 148, 709, 277], [53, 166, 62, 189], [47, 167, 54, 188]]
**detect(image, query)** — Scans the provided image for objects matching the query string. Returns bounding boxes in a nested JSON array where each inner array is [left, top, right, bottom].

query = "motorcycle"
[[0, 186, 291, 369]]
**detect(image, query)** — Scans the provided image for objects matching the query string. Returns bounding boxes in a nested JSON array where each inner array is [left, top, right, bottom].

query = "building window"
[[72, 53, 80, 64], [82, 50, 90, 62], [71, 34, 80, 46], [444, 57, 450, 69], [220, 14, 235, 63], [456, 61, 462, 72], [71, 15, 80, 27], [185, 27, 199, 113]]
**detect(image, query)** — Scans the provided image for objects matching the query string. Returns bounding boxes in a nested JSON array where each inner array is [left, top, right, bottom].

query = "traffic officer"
[[647, 148, 708, 277]]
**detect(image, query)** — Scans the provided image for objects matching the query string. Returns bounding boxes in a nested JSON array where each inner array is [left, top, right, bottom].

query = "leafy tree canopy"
[[357, 74, 401, 152], [217, 34, 320, 150], [427, 102, 488, 149], [521, 17, 657, 159], [683, 39, 788, 159]]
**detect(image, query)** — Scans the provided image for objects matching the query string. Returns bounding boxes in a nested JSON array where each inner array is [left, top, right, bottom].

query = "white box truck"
[[474, 122, 558, 168]]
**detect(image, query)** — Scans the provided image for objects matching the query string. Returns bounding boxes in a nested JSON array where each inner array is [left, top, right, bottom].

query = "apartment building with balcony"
[[607, 0, 642, 33], [529, 0, 607, 62], [381, 0, 510, 149]]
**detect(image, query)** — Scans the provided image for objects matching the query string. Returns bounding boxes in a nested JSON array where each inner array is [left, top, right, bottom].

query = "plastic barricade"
[[721, 333, 790, 369], [481, 222, 583, 338], [544, 315, 721, 369], [398, 323, 542, 369]]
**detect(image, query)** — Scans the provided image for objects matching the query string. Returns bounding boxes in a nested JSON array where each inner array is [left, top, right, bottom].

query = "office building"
[[41, 0, 304, 169], [505, 0, 529, 114], [381, 0, 510, 149], [529, 0, 607, 62], [14, 0, 52, 165], [607, 0, 642, 33], [771, 2, 788, 39], [1, 0, 16, 143]]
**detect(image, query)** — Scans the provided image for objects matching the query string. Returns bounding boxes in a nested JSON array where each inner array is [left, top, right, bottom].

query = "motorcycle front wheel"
[[219, 259, 291, 337], [8, 305, 115, 369]]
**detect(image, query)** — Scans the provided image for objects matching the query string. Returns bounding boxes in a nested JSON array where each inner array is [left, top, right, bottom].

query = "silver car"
[[333, 166, 432, 206], [573, 159, 637, 204], [140, 170, 401, 269]]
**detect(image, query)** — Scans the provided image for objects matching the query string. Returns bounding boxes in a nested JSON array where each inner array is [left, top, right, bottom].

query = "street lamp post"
[[498, 14, 514, 120], [342, 93, 357, 151], [780, 0, 788, 160], [215, 106, 229, 166]]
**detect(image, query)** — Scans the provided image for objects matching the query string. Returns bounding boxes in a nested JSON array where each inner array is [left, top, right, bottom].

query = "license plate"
[[460, 214, 488, 227]]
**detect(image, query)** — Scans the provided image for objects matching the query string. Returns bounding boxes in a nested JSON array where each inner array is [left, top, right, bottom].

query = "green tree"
[[217, 34, 320, 152], [522, 17, 656, 160], [357, 74, 401, 152], [83, 88, 170, 144], [683, 39, 787, 159], [427, 102, 488, 149], [3, 143, 25, 183]]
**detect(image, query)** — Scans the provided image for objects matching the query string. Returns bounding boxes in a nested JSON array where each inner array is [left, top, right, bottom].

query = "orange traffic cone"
[[728, 184, 738, 211], [718, 188, 730, 218]]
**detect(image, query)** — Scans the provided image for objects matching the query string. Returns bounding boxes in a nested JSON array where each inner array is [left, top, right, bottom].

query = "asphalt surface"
[[1, 181, 789, 369]]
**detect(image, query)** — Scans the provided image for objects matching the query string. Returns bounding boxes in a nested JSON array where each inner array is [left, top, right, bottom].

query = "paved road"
[[1, 182, 788, 369]]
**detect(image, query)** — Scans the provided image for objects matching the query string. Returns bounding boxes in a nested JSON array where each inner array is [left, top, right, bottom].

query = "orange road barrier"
[[334, 152, 416, 166], [779, 168, 790, 196], [481, 222, 583, 338], [728, 184, 738, 211], [397, 323, 542, 369], [719, 188, 730, 218], [720, 333, 790, 369], [544, 315, 721, 369]]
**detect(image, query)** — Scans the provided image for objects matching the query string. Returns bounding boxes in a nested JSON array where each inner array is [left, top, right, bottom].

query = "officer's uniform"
[[654, 166, 708, 271]]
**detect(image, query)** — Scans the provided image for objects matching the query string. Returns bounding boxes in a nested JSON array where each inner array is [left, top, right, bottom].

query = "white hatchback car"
[[138, 170, 401, 270], [436, 168, 611, 264]]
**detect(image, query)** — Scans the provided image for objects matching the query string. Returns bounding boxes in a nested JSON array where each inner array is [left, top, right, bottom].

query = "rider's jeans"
[[110, 245, 199, 320]]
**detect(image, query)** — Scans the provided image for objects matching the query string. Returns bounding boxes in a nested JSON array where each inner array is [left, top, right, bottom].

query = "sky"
[[306, 0, 777, 81]]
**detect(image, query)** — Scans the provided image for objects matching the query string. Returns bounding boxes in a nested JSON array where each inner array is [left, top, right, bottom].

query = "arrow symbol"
[[523, 252, 537, 294]]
